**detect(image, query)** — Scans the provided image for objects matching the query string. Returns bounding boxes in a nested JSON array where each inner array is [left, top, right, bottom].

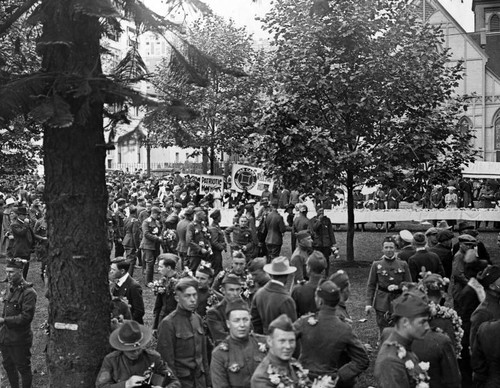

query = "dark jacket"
[[291, 276, 322, 317], [0, 281, 37, 345], [95, 349, 180, 388], [186, 221, 211, 257], [294, 306, 369, 384], [309, 215, 336, 248], [176, 218, 191, 255], [122, 215, 141, 249], [471, 319, 500, 388], [153, 276, 178, 330], [428, 244, 454, 279], [111, 275, 145, 324], [408, 249, 445, 281], [206, 299, 229, 344], [8, 218, 34, 258], [157, 307, 209, 386], [251, 281, 297, 335], [139, 217, 162, 251], [264, 211, 286, 246]]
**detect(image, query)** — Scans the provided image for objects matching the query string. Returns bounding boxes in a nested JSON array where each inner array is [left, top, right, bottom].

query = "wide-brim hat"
[[264, 256, 297, 275], [457, 222, 474, 232], [436, 220, 452, 230], [5, 198, 15, 206], [109, 320, 152, 351]]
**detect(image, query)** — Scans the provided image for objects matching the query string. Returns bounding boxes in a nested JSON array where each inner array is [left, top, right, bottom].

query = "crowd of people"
[[0, 170, 500, 388]]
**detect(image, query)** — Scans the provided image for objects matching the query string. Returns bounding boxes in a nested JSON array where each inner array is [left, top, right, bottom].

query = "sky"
[[202, 0, 476, 33]]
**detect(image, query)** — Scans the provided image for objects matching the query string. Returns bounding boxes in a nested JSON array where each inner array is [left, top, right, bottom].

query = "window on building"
[[491, 14, 500, 32], [459, 116, 472, 136], [495, 115, 500, 149]]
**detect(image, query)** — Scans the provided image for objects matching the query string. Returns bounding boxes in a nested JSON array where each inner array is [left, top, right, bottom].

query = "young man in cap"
[[264, 200, 287, 261], [210, 299, 267, 388], [212, 250, 248, 294], [157, 278, 210, 388], [407, 232, 445, 281], [450, 233, 478, 314], [251, 257, 297, 335], [290, 230, 313, 283], [224, 215, 258, 261], [186, 210, 212, 273], [294, 281, 369, 387], [110, 257, 145, 324], [291, 251, 326, 317], [396, 230, 415, 262], [195, 262, 222, 319], [140, 206, 163, 284], [0, 258, 37, 388], [96, 320, 180, 388], [374, 291, 431, 388], [208, 209, 226, 276], [7, 206, 34, 280], [366, 237, 412, 333], [153, 254, 179, 331], [424, 227, 439, 249], [206, 274, 244, 344]]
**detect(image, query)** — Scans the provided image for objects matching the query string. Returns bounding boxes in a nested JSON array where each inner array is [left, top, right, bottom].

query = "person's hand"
[[125, 375, 146, 388], [365, 305, 374, 315]]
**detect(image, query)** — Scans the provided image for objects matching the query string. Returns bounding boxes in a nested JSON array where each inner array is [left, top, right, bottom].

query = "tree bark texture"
[[42, 2, 111, 386], [346, 170, 355, 262]]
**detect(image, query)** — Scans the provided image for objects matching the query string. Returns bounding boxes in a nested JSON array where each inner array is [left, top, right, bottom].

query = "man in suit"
[[264, 199, 287, 262], [206, 275, 244, 344], [110, 257, 145, 324], [251, 256, 297, 335], [7, 206, 34, 280], [408, 232, 445, 281]]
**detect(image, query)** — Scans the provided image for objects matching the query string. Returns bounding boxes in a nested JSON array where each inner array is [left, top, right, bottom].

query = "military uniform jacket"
[[139, 217, 162, 251], [224, 226, 257, 258], [264, 211, 286, 245], [211, 333, 267, 388], [309, 215, 336, 248], [294, 306, 369, 383], [291, 276, 321, 317], [250, 353, 299, 388], [186, 220, 211, 257], [251, 281, 297, 335], [157, 306, 209, 383], [470, 292, 500, 352], [374, 331, 424, 388], [8, 218, 34, 257], [0, 281, 37, 345], [292, 214, 310, 237], [471, 319, 500, 388], [290, 247, 309, 283], [206, 299, 231, 344], [153, 276, 178, 330], [208, 223, 227, 253], [366, 257, 411, 312], [122, 215, 140, 249], [408, 249, 445, 281], [95, 349, 181, 388], [176, 218, 190, 254]]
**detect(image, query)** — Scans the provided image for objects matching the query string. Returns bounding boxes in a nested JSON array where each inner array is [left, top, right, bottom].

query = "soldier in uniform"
[[365, 236, 412, 333], [112, 198, 127, 257], [186, 210, 212, 273], [224, 216, 258, 262], [290, 230, 313, 283], [291, 204, 310, 252], [153, 254, 179, 332], [210, 299, 267, 388], [122, 205, 141, 276], [208, 209, 226, 276], [374, 291, 431, 388], [157, 278, 210, 388], [294, 280, 369, 387], [0, 258, 37, 388], [140, 206, 163, 285], [212, 251, 247, 294], [7, 206, 34, 280], [206, 275, 244, 344], [96, 320, 180, 388], [177, 208, 195, 269], [195, 263, 222, 319]]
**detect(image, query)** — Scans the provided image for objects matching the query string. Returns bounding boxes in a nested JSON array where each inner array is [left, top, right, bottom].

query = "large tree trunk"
[[346, 170, 355, 262], [42, 3, 111, 386]]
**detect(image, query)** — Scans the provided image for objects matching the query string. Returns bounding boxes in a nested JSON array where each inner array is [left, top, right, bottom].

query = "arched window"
[[491, 14, 500, 32], [495, 115, 500, 149], [459, 117, 472, 136]]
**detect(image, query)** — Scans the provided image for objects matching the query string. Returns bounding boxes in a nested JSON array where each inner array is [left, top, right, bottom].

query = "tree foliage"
[[248, 0, 477, 261], [145, 14, 263, 172]]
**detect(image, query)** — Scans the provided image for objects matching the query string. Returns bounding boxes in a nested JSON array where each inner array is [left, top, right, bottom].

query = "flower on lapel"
[[258, 343, 267, 353], [219, 342, 228, 351], [307, 316, 318, 326], [228, 363, 240, 373]]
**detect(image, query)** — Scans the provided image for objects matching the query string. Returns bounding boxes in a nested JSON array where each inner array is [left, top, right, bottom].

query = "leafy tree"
[[145, 14, 262, 174], [249, 0, 477, 261], [0, 0, 214, 386]]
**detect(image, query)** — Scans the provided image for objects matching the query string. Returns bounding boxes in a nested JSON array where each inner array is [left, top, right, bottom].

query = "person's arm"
[[402, 261, 412, 282], [156, 319, 176, 372], [132, 220, 141, 249], [376, 358, 412, 388], [206, 308, 228, 345], [439, 337, 462, 388], [209, 227, 225, 251], [186, 224, 203, 255], [281, 298, 297, 322], [327, 219, 336, 245], [130, 284, 145, 322], [210, 350, 231, 388], [471, 325, 488, 386], [95, 355, 127, 388], [337, 330, 370, 383], [408, 258, 418, 282], [250, 295, 263, 334], [365, 263, 378, 307]]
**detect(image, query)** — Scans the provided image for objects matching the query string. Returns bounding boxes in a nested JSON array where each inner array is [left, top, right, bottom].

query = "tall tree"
[[0, 0, 214, 386], [249, 0, 477, 261], [145, 14, 261, 174]]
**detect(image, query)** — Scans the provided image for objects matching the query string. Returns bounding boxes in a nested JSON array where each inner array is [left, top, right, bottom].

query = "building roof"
[[469, 33, 500, 78]]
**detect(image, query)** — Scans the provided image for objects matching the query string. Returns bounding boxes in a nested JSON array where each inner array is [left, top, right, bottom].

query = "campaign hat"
[[109, 320, 152, 351], [264, 256, 297, 276]]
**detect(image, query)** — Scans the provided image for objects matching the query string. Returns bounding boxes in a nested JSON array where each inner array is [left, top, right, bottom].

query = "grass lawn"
[[7, 221, 499, 387]]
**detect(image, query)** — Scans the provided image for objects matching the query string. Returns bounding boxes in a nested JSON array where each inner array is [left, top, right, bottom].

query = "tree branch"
[[0, 0, 39, 37]]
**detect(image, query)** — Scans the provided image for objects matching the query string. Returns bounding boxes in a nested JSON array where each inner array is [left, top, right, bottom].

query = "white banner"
[[199, 175, 224, 195], [231, 164, 274, 196]]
